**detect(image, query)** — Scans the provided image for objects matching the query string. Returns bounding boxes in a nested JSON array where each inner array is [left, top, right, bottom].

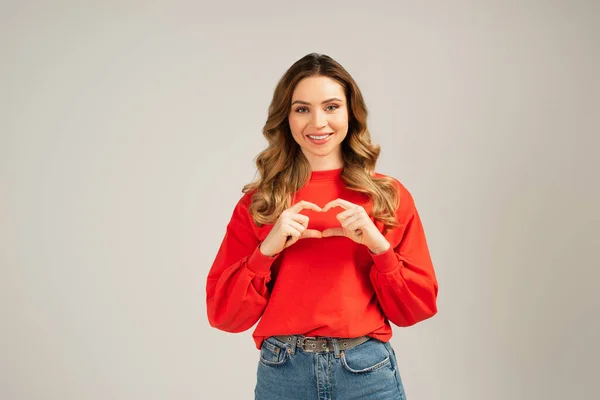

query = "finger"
[[346, 219, 366, 232], [283, 220, 305, 236], [341, 213, 363, 229], [289, 200, 322, 214], [283, 227, 304, 248], [290, 213, 310, 228], [300, 229, 322, 239], [322, 227, 344, 237], [336, 207, 363, 222], [322, 198, 356, 212]]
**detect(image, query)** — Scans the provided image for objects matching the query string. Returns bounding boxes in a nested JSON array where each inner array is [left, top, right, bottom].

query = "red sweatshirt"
[[206, 168, 438, 349]]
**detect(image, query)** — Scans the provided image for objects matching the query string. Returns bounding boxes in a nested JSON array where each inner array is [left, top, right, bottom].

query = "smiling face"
[[288, 75, 349, 171]]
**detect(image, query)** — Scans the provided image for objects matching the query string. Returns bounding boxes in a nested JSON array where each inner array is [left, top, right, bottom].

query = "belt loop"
[[289, 335, 298, 354], [331, 338, 341, 359]]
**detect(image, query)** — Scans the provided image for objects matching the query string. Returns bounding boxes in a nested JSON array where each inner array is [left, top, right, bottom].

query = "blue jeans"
[[254, 336, 407, 400]]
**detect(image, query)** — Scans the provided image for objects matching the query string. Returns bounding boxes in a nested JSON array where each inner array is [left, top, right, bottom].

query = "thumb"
[[322, 227, 344, 237], [301, 229, 323, 239]]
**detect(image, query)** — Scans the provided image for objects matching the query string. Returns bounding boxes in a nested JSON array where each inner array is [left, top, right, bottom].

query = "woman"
[[206, 53, 438, 400]]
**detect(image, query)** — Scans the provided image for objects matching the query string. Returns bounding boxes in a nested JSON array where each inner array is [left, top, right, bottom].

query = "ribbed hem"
[[246, 245, 279, 276], [370, 246, 400, 273]]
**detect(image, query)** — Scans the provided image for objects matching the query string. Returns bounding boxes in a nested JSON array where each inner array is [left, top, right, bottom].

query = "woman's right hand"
[[259, 200, 322, 257]]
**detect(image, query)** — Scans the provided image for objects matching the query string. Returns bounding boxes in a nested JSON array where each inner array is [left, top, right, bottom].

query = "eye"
[[326, 104, 339, 111], [295, 106, 308, 113]]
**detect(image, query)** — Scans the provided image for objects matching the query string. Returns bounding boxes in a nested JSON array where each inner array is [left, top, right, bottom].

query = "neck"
[[303, 151, 343, 172]]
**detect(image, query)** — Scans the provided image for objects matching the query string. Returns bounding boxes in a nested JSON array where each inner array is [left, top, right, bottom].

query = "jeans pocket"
[[259, 337, 289, 366], [340, 338, 391, 373]]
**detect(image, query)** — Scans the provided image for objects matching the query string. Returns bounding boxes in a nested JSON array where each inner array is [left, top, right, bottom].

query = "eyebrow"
[[291, 97, 343, 106]]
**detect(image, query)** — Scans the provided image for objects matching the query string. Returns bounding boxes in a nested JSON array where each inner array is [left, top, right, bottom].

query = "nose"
[[311, 109, 327, 128]]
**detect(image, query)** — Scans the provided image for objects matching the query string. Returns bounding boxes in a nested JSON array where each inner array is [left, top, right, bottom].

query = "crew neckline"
[[309, 167, 343, 182]]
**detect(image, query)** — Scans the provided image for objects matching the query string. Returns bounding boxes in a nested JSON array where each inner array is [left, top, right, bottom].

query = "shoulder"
[[372, 172, 415, 203], [238, 189, 256, 207], [372, 171, 417, 216], [228, 189, 256, 225]]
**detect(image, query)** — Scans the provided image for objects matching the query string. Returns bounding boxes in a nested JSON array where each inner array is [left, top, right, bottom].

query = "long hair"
[[243, 53, 400, 234]]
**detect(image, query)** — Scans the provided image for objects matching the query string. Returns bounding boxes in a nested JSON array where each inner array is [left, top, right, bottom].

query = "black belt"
[[273, 335, 370, 353]]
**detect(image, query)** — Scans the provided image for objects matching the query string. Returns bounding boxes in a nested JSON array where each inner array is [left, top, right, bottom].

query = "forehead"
[[292, 76, 345, 101]]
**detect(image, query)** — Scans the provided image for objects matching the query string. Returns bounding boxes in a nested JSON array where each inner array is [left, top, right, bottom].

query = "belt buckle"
[[298, 336, 318, 351]]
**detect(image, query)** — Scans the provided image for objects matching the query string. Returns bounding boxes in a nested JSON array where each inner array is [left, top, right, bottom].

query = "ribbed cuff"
[[246, 245, 279, 276], [370, 246, 400, 273]]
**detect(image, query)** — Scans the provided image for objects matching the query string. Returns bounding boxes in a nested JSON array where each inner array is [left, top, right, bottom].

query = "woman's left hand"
[[321, 198, 391, 255]]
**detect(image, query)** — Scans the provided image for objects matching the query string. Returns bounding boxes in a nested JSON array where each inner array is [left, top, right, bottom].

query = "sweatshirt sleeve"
[[369, 182, 439, 327], [206, 192, 280, 333]]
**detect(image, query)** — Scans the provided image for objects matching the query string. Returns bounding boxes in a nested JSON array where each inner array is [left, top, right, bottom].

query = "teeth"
[[309, 134, 331, 140]]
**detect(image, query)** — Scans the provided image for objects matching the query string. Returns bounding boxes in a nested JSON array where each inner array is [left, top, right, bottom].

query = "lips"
[[306, 132, 334, 137], [306, 132, 334, 145]]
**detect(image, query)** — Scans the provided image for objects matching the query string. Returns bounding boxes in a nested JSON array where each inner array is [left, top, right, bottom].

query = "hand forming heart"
[[321, 198, 390, 254], [258, 199, 391, 257]]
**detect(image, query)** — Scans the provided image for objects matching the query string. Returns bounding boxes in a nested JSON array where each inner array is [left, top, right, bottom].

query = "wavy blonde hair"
[[243, 53, 400, 234]]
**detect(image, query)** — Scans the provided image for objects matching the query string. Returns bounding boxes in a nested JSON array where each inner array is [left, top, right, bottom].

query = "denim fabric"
[[254, 336, 406, 400]]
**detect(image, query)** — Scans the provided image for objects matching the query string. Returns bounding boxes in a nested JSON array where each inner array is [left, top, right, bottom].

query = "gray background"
[[1, 1, 598, 399]]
